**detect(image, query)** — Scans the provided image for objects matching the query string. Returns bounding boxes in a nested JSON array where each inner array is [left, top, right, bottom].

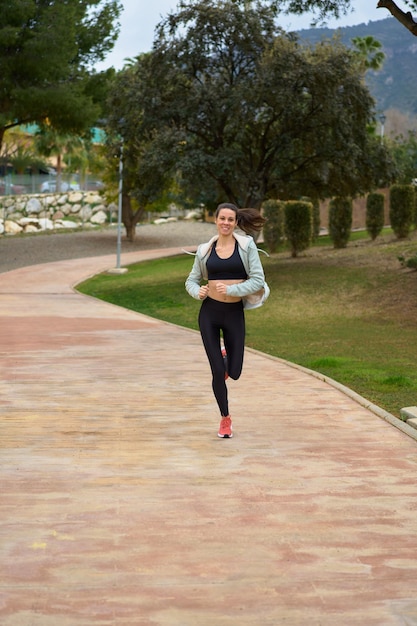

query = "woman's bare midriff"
[[208, 279, 244, 303]]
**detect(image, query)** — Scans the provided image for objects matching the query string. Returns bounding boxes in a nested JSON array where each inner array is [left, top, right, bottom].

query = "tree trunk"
[[122, 193, 135, 241], [122, 193, 147, 242], [125, 221, 136, 242]]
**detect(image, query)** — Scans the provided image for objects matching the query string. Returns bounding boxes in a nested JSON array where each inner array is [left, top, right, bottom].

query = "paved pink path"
[[1, 249, 417, 625]]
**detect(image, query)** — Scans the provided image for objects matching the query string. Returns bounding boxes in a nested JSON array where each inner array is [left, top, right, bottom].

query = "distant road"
[[0, 222, 214, 274]]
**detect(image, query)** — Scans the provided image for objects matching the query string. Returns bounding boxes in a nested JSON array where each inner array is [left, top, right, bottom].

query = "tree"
[[390, 131, 417, 184], [109, 0, 394, 216], [351, 36, 385, 71], [104, 61, 178, 241], [34, 129, 87, 192], [0, 128, 47, 175], [0, 0, 122, 152]]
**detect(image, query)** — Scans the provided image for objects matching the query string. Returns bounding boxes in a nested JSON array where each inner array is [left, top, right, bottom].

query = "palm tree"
[[34, 127, 83, 191], [352, 36, 385, 72]]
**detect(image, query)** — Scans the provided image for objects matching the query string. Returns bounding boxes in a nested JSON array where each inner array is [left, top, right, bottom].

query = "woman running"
[[185, 203, 269, 438]]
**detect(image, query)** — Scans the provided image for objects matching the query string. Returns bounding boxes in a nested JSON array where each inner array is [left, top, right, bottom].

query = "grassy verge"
[[77, 229, 417, 418]]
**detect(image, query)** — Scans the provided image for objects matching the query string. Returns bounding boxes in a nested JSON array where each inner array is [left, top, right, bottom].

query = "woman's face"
[[215, 208, 237, 237]]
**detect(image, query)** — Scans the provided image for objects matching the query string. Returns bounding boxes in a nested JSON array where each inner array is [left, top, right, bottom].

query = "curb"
[[247, 347, 417, 443]]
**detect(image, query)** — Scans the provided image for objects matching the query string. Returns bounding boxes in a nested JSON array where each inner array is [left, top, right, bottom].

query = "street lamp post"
[[107, 128, 128, 275], [379, 113, 386, 143], [116, 142, 123, 270], [97, 117, 128, 275]]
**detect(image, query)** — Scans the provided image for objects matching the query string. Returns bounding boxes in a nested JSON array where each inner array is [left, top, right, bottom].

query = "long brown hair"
[[215, 203, 266, 235]]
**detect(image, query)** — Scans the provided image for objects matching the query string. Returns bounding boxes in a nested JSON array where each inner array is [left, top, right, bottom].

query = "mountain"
[[297, 17, 417, 116]]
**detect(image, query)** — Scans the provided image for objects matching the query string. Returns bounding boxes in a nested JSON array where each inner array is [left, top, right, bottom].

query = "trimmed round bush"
[[284, 200, 312, 258], [366, 192, 385, 241], [389, 184, 414, 239], [262, 199, 285, 253], [328, 197, 352, 249]]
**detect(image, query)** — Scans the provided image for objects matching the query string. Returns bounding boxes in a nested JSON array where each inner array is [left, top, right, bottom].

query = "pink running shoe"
[[218, 416, 233, 438]]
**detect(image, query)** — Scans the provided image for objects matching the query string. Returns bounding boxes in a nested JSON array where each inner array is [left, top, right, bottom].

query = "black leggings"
[[198, 297, 245, 417]]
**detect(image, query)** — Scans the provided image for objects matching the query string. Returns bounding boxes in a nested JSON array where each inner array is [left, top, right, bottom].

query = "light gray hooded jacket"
[[185, 233, 269, 310]]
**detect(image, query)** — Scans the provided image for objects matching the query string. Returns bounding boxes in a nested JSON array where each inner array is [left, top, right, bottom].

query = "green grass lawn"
[[77, 229, 417, 418]]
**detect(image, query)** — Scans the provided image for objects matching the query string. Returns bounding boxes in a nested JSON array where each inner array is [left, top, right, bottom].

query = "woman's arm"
[[185, 254, 204, 300]]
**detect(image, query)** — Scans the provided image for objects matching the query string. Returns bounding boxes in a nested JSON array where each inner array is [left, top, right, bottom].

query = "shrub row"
[[262, 184, 417, 255]]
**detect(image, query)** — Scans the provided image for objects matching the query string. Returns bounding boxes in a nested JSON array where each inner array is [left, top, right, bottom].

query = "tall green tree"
[[0, 0, 122, 151], [390, 131, 417, 184], [108, 0, 394, 213], [104, 60, 179, 241]]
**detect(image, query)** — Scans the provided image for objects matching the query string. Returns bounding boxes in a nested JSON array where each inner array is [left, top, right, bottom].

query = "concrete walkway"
[[1, 248, 417, 626]]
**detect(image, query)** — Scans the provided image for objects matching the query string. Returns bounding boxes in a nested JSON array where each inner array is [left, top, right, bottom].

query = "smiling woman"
[[185, 203, 269, 439]]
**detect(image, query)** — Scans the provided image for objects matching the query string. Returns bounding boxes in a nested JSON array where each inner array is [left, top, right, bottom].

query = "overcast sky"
[[96, 0, 389, 71]]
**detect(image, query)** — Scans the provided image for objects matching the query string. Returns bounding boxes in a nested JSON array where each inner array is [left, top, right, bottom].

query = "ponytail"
[[215, 203, 266, 235]]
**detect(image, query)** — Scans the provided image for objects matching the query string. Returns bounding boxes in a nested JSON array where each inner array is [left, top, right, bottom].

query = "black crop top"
[[207, 240, 247, 280]]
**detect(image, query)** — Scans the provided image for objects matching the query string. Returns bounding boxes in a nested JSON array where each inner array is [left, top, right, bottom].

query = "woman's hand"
[[215, 282, 228, 295], [199, 284, 210, 300]]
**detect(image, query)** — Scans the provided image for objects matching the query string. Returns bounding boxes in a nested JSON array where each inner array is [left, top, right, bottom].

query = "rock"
[[38, 218, 54, 230], [90, 210, 107, 225], [85, 194, 102, 205], [55, 220, 79, 229], [92, 204, 107, 214], [68, 192, 83, 203], [60, 204, 72, 215], [25, 198, 42, 214], [7, 213, 23, 221], [5, 220, 23, 234], [19, 218, 41, 232], [185, 210, 202, 220], [0, 221, 4, 235], [19, 218, 40, 226], [24, 224, 40, 233], [79, 206, 93, 221]]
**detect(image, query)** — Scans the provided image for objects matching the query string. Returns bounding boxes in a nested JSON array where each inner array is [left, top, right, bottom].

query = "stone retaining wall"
[[0, 191, 117, 235]]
